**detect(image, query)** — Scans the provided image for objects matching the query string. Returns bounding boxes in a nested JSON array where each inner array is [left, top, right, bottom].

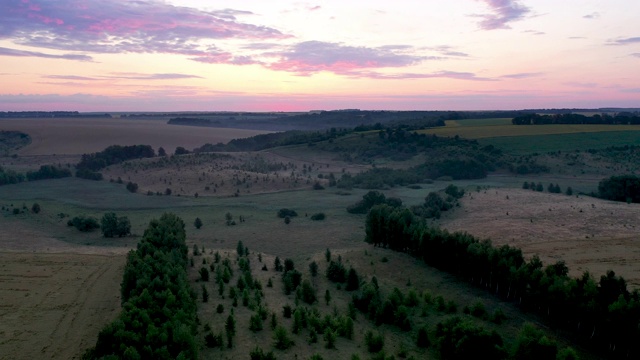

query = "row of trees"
[[76, 144, 156, 172], [598, 174, 640, 203], [84, 213, 196, 359], [512, 112, 640, 125], [364, 204, 640, 358], [1, 164, 71, 185]]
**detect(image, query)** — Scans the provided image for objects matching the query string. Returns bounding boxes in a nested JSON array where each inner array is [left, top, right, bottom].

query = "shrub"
[[100, 212, 130, 237], [365, 330, 385, 353], [273, 326, 294, 350], [310, 212, 326, 221], [69, 215, 100, 232], [31, 203, 41, 214], [277, 208, 298, 218]]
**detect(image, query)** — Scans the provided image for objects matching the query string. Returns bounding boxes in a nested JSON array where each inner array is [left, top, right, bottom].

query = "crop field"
[[440, 188, 640, 287], [418, 120, 640, 140], [0, 252, 125, 360], [0, 118, 270, 156], [478, 131, 640, 154]]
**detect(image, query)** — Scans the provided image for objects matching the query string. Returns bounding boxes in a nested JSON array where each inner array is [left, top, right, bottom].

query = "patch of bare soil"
[[103, 150, 360, 198], [439, 189, 640, 287], [0, 252, 125, 360]]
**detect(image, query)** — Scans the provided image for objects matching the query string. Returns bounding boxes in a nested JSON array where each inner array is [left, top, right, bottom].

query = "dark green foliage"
[[26, 165, 71, 181], [199, 267, 209, 281], [0, 166, 25, 185], [75, 168, 103, 180], [204, 332, 223, 348], [274, 256, 283, 272], [174, 146, 190, 155], [434, 316, 506, 360], [598, 174, 640, 203], [225, 314, 236, 348], [346, 268, 360, 291], [365, 330, 385, 353], [273, 326, 294, 350], [250, 313, 263, 332], [277, 208, 298, 218], [68, 215, 100, 232], [125, 181, 138, 193], [512, 323, 558, 360], [299, 279, 317, 304], [310, 212, 326, 220], [216, 304, 224, 314], [100, 212, 131, 237], [88, 213, 197, 360], [201, 284, 208, 302], [416, 326, 430, 348], [77, 144, 155, 171], [324, 328, 337, 349], [194, 217, 202, 229], [283, 269, 302, 295], [283, 304, 293, 318], [309, 261, 319, 277], [444, 184, 465, 199], [565, 186, 573, 196], [324, 289, 331, 305], [325, 248, 331, 262], [31, 202, 41, 214], [249, 346, 276, 360], [347, 190, 388, 214], [326, 261, 347, 283]]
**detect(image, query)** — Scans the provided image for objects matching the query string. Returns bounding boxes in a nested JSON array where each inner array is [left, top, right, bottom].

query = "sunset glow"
[[1, 0, 639, 111]]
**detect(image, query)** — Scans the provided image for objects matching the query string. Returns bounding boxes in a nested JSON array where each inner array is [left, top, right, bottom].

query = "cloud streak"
[[266, 41, 426, 75], [0, 46, 92, 61], [608, 37, 640, 45], [0, 0, 289, 59], [475, 0, 531, 30]]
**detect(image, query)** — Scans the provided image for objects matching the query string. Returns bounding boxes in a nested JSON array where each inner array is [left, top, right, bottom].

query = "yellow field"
[[418, 121, 640, 139], [0, 118, 270, 155]]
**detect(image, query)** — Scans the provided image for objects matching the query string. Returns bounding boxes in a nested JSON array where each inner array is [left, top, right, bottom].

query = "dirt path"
[[0, 252, 125, 360]]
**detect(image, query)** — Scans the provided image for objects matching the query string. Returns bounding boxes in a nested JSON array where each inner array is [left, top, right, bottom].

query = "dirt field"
[[439, 188, 640, 287], [0, 252, 125, 360], [0, 118, 270, 156]]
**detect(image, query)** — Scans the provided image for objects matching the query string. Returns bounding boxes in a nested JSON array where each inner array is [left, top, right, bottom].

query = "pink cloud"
[[475, 0, 531, 30]]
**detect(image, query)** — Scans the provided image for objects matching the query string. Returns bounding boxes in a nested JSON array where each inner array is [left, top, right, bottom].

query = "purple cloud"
[[475, 0, 531, 30], [106, 73, 203, 80], [609, 37, 640, 45], [343, 70, 495, 82], [267, 41, 425, 75], [501, 72, 543, 79], [43, 75, 100, 81], [0, 46, 92, 61], [583, 12, 600, 19], [0, 0, 289, 59], [631, 53, 640, 58]]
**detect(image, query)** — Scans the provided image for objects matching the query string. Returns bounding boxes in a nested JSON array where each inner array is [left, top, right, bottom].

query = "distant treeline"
[[512, 112, 640, 125], [0, 111, 111, 118], [0, 165, 71, 186], [365, 205, 640, 358], [84, 213, 197, 359], [195, 129, 353, 152], [76, 145, 156, 172], [598, 174, 640, 203]]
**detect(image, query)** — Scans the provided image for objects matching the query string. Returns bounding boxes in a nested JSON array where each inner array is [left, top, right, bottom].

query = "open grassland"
[[0, 252, 125, 360], [0, 118, 270, 156], [439, 188, 640, 287]]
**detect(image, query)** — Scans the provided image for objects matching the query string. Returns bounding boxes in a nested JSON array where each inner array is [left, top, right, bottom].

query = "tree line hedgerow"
[[83, 213, 197, 359], [365, 204, 640, 358]]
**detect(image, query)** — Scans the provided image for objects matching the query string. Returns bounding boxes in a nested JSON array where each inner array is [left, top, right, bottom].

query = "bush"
[[69, 215, 100, 232], [100, 212, 131, 238], [277, 208, 298, 218], [326, 261, 347, 283], [365, 330, 385, 353], [310, 213, 326, 221], [273, 326, 294, 350], [126, 181, 138, 193], [31, 203, 41, 214]]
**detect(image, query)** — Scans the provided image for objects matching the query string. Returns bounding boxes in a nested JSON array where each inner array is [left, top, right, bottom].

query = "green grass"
[[448, 118, 513, 127], [479, 131, 640, 154]]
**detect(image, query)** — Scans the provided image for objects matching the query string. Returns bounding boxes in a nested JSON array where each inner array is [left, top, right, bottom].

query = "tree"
[[194, 217, 202, 229], [100, 212, 130, 237], [158, 147, 167, 157], [309, 261, 318, 277], [202, 284, 209, 302], [346, 268, 360, 291], [273, 326, 294, 350], [174, 146, 190, 155], [225, 314, 236, 348], [31, 203, 41, 214], [126, 181, 138, 193], [566, 186, 573, 196]]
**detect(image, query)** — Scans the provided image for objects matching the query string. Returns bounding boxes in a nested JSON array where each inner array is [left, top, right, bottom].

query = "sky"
[[0, 0, 639, 112]]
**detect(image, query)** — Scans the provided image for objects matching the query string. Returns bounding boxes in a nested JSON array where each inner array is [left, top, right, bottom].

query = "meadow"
[[1, 114, 639, 359]]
